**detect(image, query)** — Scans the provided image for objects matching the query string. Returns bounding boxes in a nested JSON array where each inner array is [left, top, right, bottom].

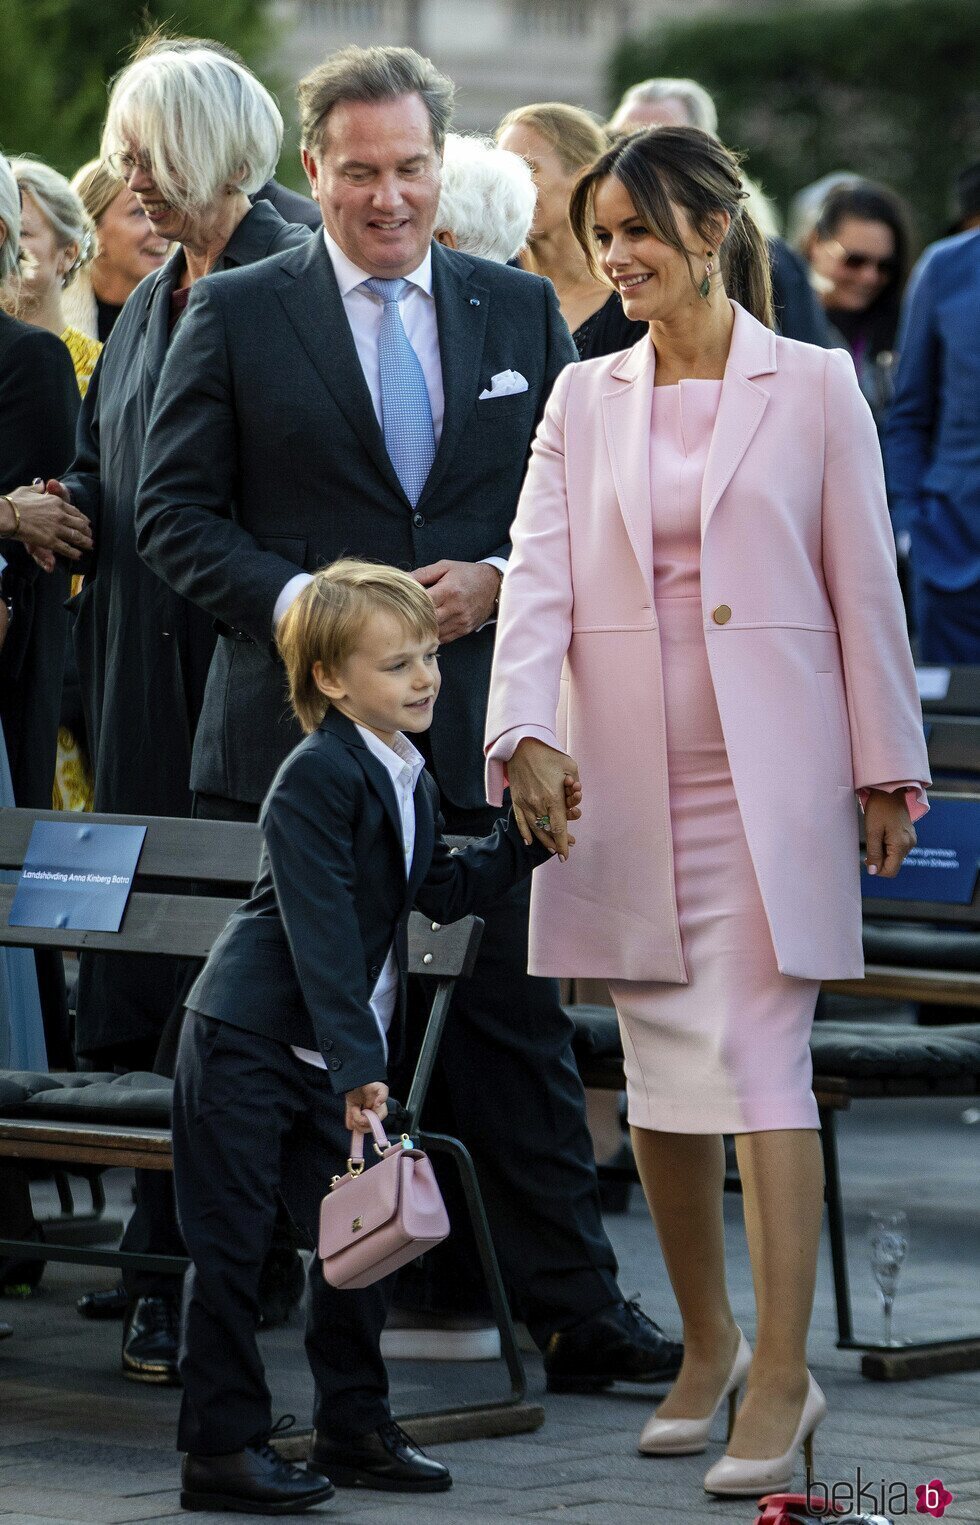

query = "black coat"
[[136, 234, 576, 809], [62, 201, 310, 818], [0, 312, 79, 807], [252, 178, 322, 231], [61, 202, 310, 1061], [187, 707, 550, 1090]]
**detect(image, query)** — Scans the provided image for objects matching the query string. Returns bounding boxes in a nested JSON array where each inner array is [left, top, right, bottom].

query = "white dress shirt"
[[292, 723, 425, 1072], [272, 231, 504, 630]]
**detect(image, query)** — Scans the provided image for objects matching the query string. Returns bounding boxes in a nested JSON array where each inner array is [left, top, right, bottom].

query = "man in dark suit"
[[136, 44, 682, 1397]]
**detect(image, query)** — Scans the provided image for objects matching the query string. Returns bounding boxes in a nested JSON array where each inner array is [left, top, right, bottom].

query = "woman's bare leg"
[[631, 1127, 740, 1417], [726, 1127, 824, 1457]]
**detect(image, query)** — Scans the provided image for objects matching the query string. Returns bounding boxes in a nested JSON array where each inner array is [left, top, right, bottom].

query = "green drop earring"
[[699, 252, 714, 300]]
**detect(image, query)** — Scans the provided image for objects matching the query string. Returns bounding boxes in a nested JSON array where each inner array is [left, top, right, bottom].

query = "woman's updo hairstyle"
[[569, 126, 774, 328]]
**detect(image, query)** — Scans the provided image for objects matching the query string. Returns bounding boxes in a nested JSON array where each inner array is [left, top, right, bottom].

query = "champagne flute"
[[868, 1209, 909, 1346]]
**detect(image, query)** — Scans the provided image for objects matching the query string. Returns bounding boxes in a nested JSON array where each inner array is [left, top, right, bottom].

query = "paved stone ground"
[[1, 1095, 977, 1524]]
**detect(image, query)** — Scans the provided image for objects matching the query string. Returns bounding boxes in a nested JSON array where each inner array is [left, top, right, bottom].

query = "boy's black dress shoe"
[[181, 1441, 335, 1513], [122, 1296, 181, 1384], [309, 1420, 451, 1492], [544, 1298, 683, 1393]]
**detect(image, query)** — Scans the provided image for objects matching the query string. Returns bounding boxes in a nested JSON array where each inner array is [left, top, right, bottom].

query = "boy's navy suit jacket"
[[186, 707, 550, 1092]]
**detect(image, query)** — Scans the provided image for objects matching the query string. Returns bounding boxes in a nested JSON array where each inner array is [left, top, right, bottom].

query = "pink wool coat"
[[484, 303, 930, 983]]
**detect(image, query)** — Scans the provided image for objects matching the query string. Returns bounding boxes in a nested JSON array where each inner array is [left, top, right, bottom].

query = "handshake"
[[0, 480, 93, 573], [509, 737, 583, 864]]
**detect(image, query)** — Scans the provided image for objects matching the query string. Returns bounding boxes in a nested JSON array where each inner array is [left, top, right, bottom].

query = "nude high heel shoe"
[[702, 1371, 827, 1497], [638, 1329, 752, 1456]]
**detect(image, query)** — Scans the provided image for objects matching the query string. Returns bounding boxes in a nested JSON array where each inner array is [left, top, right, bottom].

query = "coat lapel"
[[275, 237, 408, 503], [139, 256, 181, 422], [601, 337, 656, 603], [700, 304, 775, 539], [139, 204, 303, 419], [416, 243, 489, 510]]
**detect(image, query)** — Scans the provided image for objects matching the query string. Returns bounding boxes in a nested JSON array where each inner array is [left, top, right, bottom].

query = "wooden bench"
[[0, 808, 543, 1441]]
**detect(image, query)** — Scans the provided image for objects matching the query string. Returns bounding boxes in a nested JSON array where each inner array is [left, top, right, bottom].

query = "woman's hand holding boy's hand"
[[509, 737, 582, 861], [345, 1082, 389, 1133]]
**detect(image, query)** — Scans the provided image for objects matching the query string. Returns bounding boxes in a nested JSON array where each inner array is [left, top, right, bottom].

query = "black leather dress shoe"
[[78, 1283, 129, 1320], [122, 1296, 181, 1385], [544, 1298, 683, 1393], [0, 1321, 12, 1340], [181, 1441, 335, 1514], [309, 1420, 451, 1493]]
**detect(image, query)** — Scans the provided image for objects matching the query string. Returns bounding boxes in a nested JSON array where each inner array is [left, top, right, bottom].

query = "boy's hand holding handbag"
[[318, 1109, 449, 1289]]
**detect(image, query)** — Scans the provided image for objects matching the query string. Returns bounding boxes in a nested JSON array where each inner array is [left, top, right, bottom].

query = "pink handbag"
[[318, 1110, 450, 1290]]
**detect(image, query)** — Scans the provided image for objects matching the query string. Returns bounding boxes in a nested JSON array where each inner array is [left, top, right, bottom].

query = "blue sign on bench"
[[8, 822, 146, 932], [862, 796, 980, 904]]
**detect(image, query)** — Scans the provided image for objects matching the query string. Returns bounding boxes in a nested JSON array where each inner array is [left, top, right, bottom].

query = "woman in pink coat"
[[484, 128, 929, 1499]]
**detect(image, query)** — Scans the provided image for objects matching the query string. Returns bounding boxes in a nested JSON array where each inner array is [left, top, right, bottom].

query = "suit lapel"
[[416, 243, 489, 510], [320, 709, 405, 862], [407, 775, 435, 900], [601, 337, 656, 604], [275, 237, 408, 503], [700, 305, 775, 540]]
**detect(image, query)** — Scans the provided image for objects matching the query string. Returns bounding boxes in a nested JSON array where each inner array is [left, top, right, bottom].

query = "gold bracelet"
[[0, 495, 20, 538]]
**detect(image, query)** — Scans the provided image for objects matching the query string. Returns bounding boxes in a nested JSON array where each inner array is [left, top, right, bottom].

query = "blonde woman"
[[8, 158, 101, 395], [65, 158, 169, 342], [498, 102, 646, 358]]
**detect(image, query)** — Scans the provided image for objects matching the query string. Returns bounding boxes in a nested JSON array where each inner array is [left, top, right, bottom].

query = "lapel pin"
[[469, 297, 480, 307]]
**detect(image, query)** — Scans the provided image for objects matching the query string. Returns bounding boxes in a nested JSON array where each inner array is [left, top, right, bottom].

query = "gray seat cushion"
[[0, 1070, 173, 1127], [810, 1022, 980, 1081], [566, 1005, 980, 1087]]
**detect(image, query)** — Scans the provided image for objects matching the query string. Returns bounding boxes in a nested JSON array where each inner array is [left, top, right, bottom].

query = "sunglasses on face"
[[827, 239, 897, 277]]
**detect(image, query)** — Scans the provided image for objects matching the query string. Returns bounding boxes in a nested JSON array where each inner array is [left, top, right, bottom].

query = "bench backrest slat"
[[0, 809, 262, 888], [0, 885, 240, 959]]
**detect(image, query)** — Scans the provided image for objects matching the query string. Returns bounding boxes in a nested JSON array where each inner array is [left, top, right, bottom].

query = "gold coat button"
[[712, 604, 732, 625]]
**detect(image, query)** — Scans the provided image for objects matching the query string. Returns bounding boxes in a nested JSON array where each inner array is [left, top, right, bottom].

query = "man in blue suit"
[[885, 227, 980, 661], [137, 44, 682, 1414]]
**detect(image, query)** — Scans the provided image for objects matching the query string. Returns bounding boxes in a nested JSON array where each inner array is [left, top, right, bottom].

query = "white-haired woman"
[[5, 158, 102, 395], [434, 133, 536, 263], [64, 158, 170, 343], [5, 41, 310, 1378]]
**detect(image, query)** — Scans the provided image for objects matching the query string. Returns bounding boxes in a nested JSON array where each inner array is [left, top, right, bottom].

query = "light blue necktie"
[[362, 277, 436, 506]]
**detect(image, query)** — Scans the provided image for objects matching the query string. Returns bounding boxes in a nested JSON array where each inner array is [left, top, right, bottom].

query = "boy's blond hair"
[[276, 559, 439, 734]]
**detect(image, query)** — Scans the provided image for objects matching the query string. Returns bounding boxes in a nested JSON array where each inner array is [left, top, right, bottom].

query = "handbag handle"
[[348, 1109, 391, 1173]]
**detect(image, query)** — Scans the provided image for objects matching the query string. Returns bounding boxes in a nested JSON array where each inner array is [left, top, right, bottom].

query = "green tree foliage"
[[0, 0, 271, 176], [610, 0, 980, 243]]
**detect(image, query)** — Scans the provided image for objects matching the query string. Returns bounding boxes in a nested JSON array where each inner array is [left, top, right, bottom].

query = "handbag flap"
[[318, 1152, 402, 1260]]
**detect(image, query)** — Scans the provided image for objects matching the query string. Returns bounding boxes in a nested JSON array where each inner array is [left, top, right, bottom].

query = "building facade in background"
[[268, 0, 739, 129]]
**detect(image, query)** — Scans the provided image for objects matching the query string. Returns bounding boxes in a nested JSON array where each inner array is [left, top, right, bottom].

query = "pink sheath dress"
[[608, 381, 821, 1134]]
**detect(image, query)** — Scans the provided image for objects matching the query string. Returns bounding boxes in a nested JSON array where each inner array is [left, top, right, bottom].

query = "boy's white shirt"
[[292, 723, 426, 1071]]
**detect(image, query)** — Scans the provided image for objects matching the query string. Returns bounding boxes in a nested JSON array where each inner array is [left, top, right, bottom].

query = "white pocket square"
[[479, 369, 529, 400]]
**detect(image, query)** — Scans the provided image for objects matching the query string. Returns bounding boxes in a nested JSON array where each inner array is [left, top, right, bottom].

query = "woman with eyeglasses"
[[4, 38, 310, 1380], [800, 181, 913, 430]]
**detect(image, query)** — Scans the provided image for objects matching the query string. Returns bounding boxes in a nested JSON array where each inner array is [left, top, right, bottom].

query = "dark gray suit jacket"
[[187, 707, 549, 1091], [135, 234, 576, 809]]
